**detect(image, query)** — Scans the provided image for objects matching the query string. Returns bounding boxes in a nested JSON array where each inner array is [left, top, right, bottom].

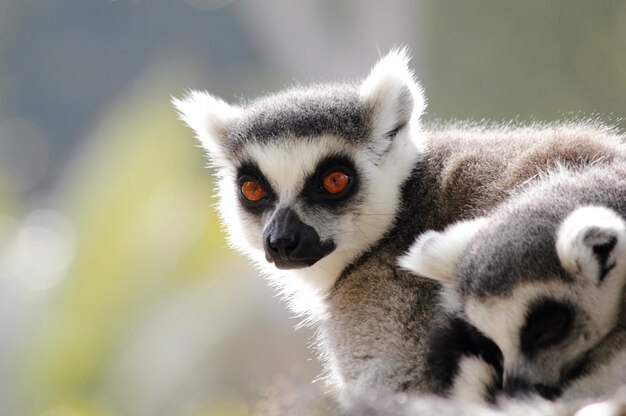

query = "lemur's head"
[[174, 49, 426, 308], [400, 205, 626, 399]]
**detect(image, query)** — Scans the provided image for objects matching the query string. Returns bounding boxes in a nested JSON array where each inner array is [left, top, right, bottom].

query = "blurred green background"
[[1, 1, 625, 415]]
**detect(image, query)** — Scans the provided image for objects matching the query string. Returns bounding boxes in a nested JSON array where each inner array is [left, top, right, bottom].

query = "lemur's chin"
[[272, 260, 317, 270]]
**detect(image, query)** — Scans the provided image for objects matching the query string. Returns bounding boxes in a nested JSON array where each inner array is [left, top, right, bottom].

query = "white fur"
[[575, 400, 624, 416], [172, 90, 242, 164], [452, 356, 499, 404], [439, 286, 464, 314], [360, 47, 427, 154], [398, 217, 487, 284], [556, 205, 626, 281]]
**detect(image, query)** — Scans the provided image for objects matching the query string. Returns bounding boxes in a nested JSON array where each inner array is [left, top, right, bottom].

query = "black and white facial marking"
[[401, 205, 626, 400], [174, 48, 427, 314], [427, 316, 503, 403], [502, 299, 579, 400], [235, 156, 360, 270]]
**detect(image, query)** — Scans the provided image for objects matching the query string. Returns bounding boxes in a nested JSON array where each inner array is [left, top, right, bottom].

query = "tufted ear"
[[360, 47, 426, 143], [398, 217, 487, 284], [556, 206, 626, 283], [172, 90, 242, 163]]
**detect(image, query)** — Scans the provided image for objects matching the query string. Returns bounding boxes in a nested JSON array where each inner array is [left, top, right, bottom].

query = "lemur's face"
[[232, 140, 357, 270], [175, 49, 426, 298], [400, 205, 626, 399], [218, 133, 409, 273], [465, 280, 621, 399]]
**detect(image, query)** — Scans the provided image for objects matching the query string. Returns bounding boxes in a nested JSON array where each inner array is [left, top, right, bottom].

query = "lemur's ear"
[[557, 206, 626, 283], [398, 217, 487, 284], [360, 47, 426, 142], [172, 90, 242, 162]]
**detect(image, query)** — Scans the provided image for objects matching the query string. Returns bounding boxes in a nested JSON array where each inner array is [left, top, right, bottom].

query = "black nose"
[[263, 207, 335, 269], [266, 233, 299, 259]]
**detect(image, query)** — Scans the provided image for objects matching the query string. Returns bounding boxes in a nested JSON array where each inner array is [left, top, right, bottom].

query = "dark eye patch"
[[301, 156, 359, 207], [236, 164, 276, 212], [520, 299, 574, 357]]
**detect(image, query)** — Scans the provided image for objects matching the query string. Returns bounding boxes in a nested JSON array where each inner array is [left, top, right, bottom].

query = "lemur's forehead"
[[238, 136, 354, 202], [225, 84, 372, 154], [458, 217, 566, 300]]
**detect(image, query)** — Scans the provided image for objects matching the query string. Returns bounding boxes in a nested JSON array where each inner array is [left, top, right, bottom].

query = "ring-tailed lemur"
[[173, 48, 626, 401], [400, 164, 626, 403]]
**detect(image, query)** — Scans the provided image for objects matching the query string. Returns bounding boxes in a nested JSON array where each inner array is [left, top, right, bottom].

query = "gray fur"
[[457, 168, 626, 299], [227, 84, 372, 155], [453, 163, 626, 299], [174, 50, 626, 405]]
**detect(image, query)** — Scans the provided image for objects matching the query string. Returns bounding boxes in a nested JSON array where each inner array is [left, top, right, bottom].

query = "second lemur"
[[401, 163, 626, 403]]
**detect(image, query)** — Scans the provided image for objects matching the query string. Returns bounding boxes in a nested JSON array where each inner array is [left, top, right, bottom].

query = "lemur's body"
[[401, 163, 626, 403], [174, 49, 626, 402]]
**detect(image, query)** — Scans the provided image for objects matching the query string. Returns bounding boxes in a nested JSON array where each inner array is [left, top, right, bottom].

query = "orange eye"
[[241, 181, 266, 202], [323, 171, 350, 194]]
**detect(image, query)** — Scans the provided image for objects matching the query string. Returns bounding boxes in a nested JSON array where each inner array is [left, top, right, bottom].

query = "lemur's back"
[[422, 121, 626, 223]]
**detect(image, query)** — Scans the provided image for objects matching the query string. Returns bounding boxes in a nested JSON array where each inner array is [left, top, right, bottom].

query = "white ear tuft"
[[360, 47, 426, 140], [398, 217, 487, 284], [172, 90, 242, 158], [557, 206, 626, 282]]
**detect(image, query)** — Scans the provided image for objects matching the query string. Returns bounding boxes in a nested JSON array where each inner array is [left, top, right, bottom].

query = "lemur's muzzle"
[[263, 207, 335, 269]]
